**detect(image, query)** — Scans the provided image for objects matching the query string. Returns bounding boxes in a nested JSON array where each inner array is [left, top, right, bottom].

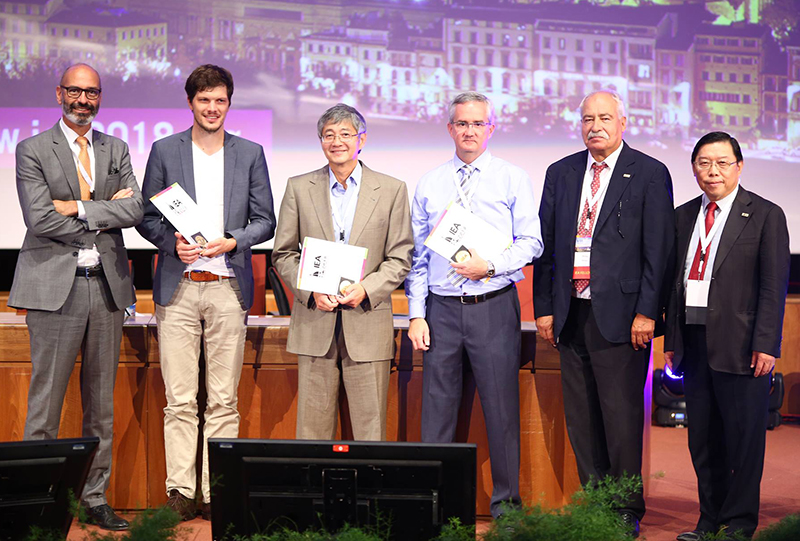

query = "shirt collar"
[[329, 161, 362, 191], [585, 141, 623, 173], [702, 183, 739, 213], [59, 118, 93, 147], [454, 150, 492, 174]]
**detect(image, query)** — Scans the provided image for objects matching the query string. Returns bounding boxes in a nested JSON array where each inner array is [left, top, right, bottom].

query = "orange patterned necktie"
[[76, 136, 92, 201]]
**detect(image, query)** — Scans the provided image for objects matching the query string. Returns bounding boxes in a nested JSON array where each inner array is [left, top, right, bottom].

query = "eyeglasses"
[[451, 121, 491, 131], [694, 160, 737, 171], [321, 132, 361, 144], [60, 86, 102, 100]]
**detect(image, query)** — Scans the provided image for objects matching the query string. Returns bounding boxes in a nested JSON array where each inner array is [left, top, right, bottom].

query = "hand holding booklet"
[[297, 237, 369, 296], [149, 183, 223, 246], [424, 202, 512, 265]]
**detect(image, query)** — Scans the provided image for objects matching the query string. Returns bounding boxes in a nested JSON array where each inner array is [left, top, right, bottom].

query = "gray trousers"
[[24, 273, 124, 508], [420, 287, 522, 518]]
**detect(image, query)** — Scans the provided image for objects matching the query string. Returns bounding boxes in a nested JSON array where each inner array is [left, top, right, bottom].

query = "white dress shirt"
[[573, 142, 624, 299], [59, 118, 100, 267], [683, 184, 739, 288]]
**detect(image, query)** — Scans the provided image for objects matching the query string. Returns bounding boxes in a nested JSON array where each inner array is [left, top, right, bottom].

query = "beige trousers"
[[156, 277, 247, 503], [296, 324, 390, 441]]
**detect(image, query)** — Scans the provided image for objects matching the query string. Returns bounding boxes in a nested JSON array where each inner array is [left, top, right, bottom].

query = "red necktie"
[[574, 162, 606, 293], [688, 201, 718, 280]]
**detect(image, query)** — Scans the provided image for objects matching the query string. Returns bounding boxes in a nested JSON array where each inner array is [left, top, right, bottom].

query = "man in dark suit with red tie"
[[533, 90, 675, 537], [664, 132, 790, 541]]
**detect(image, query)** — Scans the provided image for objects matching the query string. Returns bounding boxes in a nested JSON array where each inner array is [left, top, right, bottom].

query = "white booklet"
[[297, 237, 369, 296], [149, 183, 223, 246], [424, 202, 512, 264]]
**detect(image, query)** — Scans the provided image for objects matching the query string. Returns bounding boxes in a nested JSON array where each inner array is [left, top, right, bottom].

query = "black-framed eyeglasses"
[[60, 86, 102, 100]]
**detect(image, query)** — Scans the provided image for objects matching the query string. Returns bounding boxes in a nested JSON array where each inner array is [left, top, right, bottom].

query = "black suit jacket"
[[664, 187, 790, 374], [533, 142, 675, 344]]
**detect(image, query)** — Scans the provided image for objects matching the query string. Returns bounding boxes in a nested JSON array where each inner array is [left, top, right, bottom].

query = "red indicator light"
[[332, 444, 350, 453]]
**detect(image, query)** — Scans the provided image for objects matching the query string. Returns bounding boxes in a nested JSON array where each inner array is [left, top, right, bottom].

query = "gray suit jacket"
[[9, 122, 144, 311], [136, 128, 275, 310], [272, 162, 413, 361]]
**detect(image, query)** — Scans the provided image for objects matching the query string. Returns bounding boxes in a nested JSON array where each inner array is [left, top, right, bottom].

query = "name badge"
[[685, 279, 710, 325], [573, 236, 591, 279]]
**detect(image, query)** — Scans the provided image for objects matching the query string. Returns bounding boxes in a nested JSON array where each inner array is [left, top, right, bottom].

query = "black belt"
[[432, 283, 514, 305], [76, 264, 103, 277]]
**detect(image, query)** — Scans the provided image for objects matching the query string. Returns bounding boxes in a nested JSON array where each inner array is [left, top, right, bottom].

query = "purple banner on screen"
[[0, 108, 272, 169]]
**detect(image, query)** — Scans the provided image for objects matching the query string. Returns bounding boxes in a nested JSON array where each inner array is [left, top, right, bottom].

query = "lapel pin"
[[623, 173, 631, 178], [741, 212, 749, 217]]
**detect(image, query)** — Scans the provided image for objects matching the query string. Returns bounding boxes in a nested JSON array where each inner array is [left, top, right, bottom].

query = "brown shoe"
[[166, 489, 196, 521], [201, 501, 211, 521]]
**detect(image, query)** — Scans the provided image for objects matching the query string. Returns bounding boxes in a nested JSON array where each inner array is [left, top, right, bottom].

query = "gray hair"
[[448, 91, 496, 125], [317, 103, 366, 139], [579, 89, 626, 118]]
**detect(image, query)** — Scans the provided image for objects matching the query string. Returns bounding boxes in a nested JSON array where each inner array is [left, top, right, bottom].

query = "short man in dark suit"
[[664, 132, 790, 541], [9, 63, 143, 530], [137, 65, 275, 520], [533, 90, 675, 537]]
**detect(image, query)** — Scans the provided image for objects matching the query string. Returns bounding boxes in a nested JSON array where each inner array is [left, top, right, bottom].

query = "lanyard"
[[453, 165, 479, 210], [331, 178, 360, 243], [693, 204, 723, 278]]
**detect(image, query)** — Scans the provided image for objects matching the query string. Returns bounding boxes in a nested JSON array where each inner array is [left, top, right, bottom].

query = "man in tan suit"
[[272, 104, 413, 440]]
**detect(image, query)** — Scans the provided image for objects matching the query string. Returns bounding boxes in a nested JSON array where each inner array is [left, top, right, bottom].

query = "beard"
[[63, 100, 98, 126]]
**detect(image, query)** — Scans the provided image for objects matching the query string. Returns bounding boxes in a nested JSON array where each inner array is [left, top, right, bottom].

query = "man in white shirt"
[[137, 64, 275, 521], [10, 63, 143, 531]]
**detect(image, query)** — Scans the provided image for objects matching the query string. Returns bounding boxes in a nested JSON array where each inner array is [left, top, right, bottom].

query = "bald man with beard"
[[9, 63, 143, 531]]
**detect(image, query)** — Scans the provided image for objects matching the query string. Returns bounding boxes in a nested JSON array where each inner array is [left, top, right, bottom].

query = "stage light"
[[652, 367, 687, 427]]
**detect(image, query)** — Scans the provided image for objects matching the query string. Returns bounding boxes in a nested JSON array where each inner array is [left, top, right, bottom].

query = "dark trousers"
[[24, 273, 124, 508], [420, 287, 521, 518], [558, 297, 649, 518], [683, 325, 770, 538]]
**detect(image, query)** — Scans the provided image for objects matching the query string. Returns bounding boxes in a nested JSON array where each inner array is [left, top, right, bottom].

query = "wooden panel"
[[0, 364, 148, 508], [146, 365, 168, 508]]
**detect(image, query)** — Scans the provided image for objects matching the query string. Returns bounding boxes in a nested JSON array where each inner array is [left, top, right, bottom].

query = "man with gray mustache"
[[533, 90, 675, 538]]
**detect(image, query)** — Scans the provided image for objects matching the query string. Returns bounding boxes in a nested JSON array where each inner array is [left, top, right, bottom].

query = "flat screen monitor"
[[208, 439, 476, 540], [0, 437, 99, 540]]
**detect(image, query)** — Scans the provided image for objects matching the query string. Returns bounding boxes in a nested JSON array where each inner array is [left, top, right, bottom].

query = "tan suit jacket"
[[272, 162, 413, 361]]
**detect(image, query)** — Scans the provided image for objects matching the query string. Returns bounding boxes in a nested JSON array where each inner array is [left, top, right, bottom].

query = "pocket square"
[[108, 166, 120, 175]]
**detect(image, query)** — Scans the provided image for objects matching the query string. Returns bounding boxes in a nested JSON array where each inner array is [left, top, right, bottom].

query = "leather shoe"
[[166, 488, 196, 521], [676, 531, 704, 541], [83, 504, 129, 531], [201, 501, 211, 521], [619, 510, 640, 538]]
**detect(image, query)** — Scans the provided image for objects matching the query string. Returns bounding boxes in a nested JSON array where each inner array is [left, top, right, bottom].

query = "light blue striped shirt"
[[405, 150, 544, 319]]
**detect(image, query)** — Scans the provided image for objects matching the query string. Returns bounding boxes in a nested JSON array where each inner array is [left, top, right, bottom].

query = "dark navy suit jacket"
[[533, 142, 675, 344], [137, 128, 275, 310]]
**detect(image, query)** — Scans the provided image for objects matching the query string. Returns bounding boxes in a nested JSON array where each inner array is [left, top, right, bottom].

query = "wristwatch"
[[486, 260, 496, 278]]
